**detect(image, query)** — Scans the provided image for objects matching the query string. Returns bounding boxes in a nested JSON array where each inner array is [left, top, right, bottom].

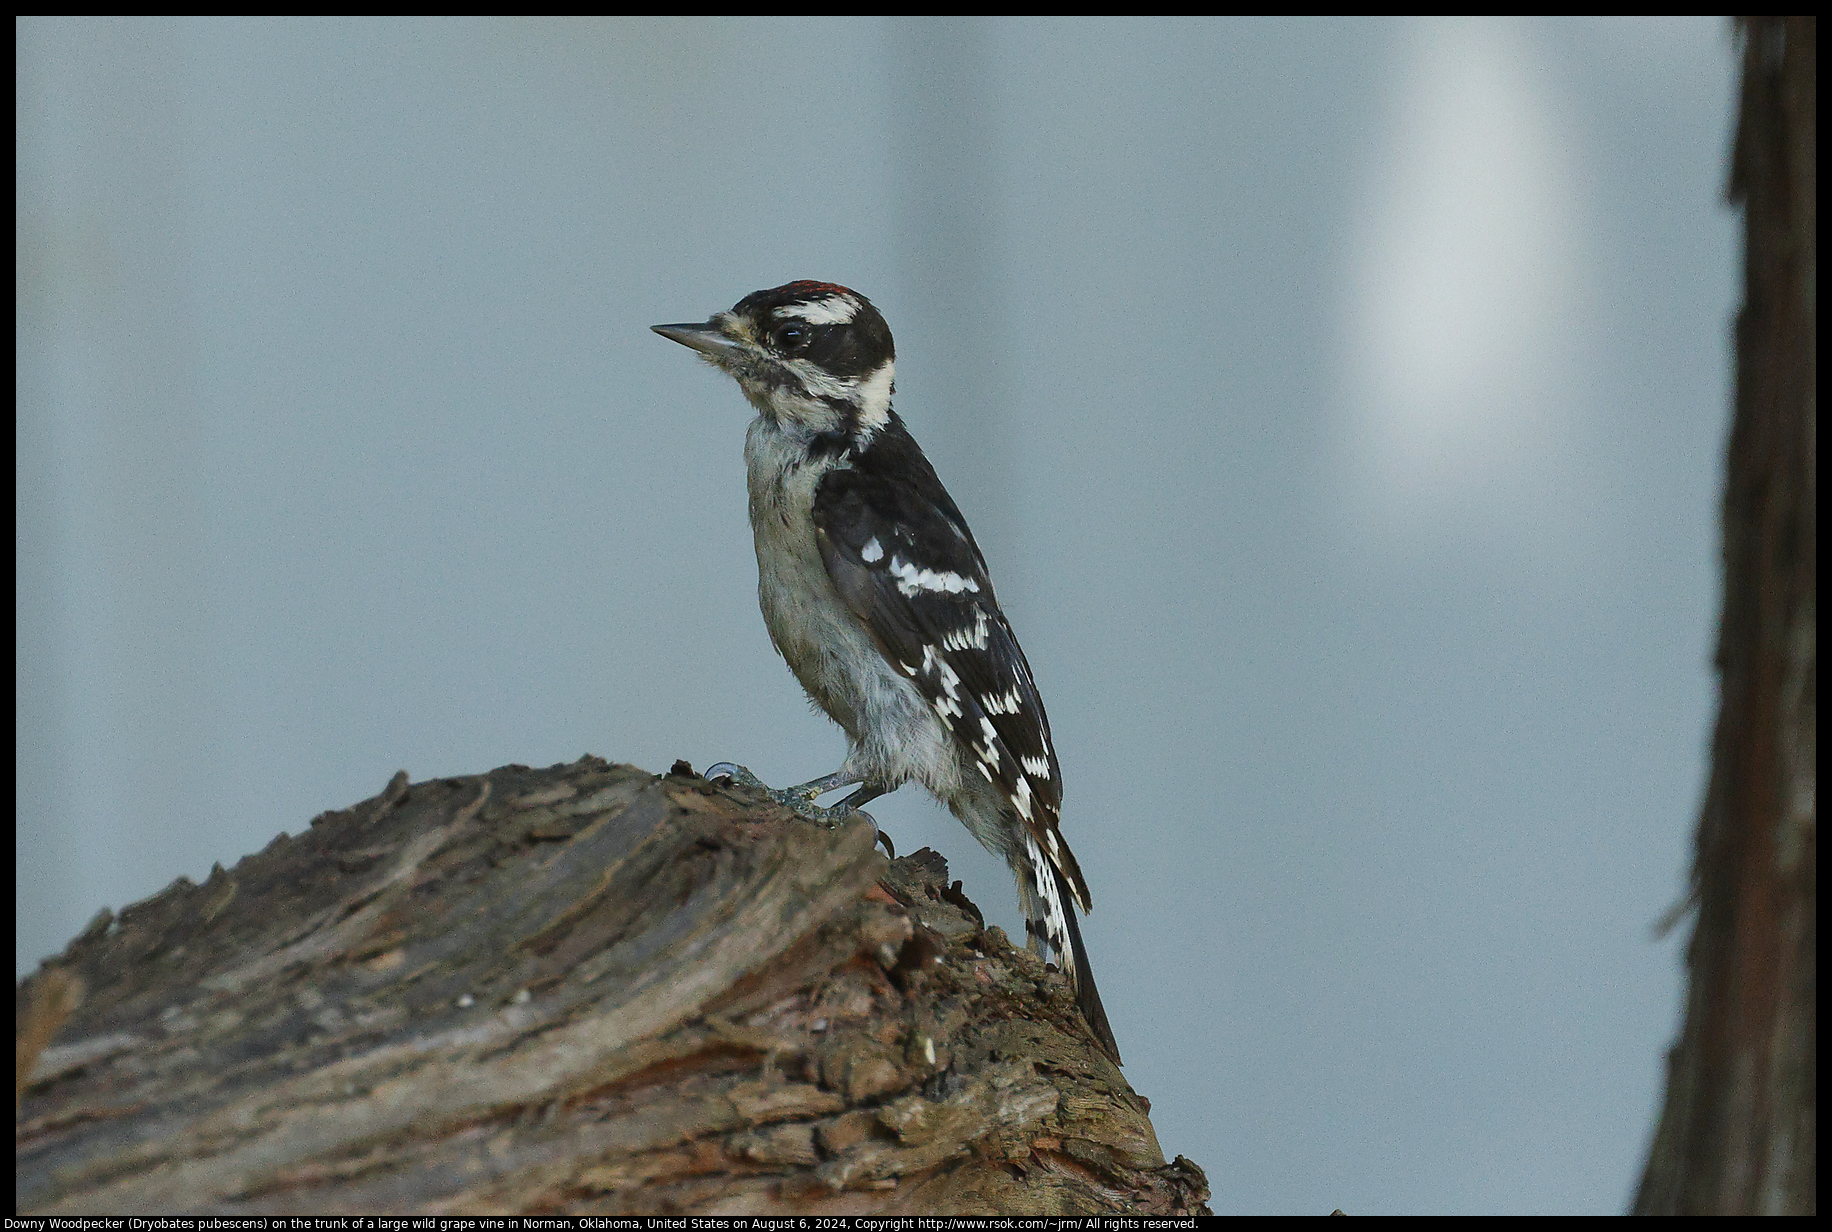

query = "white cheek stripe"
[[853, 360, 894, 435], [781, 357, 852, 401]]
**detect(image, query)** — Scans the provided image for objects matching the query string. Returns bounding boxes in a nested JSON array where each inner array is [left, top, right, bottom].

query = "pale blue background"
[[17, 17, 1735, 1215]]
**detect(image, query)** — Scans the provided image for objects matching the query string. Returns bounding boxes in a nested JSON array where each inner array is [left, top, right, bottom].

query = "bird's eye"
[[773, 323, 810, 351]]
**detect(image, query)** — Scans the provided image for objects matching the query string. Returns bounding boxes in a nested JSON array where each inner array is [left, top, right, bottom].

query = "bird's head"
[[653, 281, 897, 440]]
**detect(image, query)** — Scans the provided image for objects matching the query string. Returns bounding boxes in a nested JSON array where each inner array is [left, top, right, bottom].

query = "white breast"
[[742, 418, 963, 798]]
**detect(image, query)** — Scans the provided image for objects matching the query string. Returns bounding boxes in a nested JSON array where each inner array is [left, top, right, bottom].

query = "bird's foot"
[[703, 763, 872, 828]]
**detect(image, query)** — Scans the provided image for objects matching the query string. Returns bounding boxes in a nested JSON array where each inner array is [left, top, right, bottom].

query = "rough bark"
[[1634, 15, 1815, 1216], [16, 757, 1210, 1216]]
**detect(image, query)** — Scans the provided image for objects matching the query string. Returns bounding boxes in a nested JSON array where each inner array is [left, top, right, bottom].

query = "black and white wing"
[[810, 420, 1091, 915]]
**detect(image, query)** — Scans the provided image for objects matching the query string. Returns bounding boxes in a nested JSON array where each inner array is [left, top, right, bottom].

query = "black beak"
[[651, 320, 744, 363]]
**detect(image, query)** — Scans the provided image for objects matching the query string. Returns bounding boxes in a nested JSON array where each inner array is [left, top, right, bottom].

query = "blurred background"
[[16, 16, 1735, 1215]]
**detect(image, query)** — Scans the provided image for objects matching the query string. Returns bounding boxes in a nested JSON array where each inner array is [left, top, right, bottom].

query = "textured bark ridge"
[[16, 757, 1210, 1216]]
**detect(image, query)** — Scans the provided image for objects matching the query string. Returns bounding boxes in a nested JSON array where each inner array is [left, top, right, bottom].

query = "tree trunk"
[[17, 758, 1210, 1216], [1634, 15, 1815, 1216]]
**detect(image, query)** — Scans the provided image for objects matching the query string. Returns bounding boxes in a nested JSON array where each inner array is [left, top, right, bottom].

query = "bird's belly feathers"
[[745, 425, 962, 796]]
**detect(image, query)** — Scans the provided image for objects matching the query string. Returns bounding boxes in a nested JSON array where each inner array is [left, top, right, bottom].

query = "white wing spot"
[[919, 644, 963, 726], [861, 536, 884, 563], [1011, 776, 1034, 822], [981, 687, 1023, 715], [1021, 755, 1052, 779], [942, 607, 991, 651], [974, 717, 1002, 775], [889, 556, 980, 598]]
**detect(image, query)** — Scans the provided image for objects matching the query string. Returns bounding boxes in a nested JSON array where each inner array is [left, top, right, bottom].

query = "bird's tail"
[[1056, 869, 1121, 1064], [1020, 832, 1122, 1064]]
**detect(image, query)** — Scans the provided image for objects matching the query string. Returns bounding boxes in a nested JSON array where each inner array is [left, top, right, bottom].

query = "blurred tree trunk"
[[1634, 16, 1815, 1216]]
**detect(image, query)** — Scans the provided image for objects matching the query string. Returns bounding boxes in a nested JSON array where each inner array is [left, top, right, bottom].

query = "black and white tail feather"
[[654, 281, 1119, 1063]]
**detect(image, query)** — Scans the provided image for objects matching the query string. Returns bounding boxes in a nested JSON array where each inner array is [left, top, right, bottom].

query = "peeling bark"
[[17, 758, 1210, 1216]]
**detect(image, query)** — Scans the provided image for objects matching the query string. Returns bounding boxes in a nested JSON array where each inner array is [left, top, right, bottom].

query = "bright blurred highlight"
[[1345, 18, 1586, 536]]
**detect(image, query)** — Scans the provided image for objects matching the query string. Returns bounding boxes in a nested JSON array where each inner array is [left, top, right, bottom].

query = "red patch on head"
[[780, 280, 856, 299]]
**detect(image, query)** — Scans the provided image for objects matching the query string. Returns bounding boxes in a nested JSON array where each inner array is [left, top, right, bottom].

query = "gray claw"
[[704, 762, 765, 791]]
